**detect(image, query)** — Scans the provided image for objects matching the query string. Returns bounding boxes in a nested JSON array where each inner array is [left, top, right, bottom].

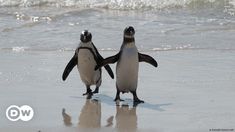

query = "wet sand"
[[0, 50, 235, 132]]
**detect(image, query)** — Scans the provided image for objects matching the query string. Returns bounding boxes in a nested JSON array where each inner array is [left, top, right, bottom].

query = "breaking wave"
[[1, 45, 234, 53], [0, 0, 235, 11]]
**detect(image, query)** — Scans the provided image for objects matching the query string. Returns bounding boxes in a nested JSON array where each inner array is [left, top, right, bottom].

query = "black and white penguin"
[[95, 26, 158, 104], [62, 30, 114, 98]]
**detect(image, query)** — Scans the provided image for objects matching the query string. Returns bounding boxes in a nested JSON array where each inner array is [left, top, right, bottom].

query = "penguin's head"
[[80, 30, 92, 43], [124, 26, 135, 38]]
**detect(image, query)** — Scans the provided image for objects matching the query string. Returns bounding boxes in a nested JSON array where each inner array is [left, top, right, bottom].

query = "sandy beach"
[[1, 50, 235, 132]]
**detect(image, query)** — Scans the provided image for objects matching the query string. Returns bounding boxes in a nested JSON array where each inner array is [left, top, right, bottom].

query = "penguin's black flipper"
[[91, 43, 103, 60], [138, 53, 158, 67], [95, 52, 120, 70], [92, 43, 114, 79], [62, 53, 78, 81], [104, 65, 114, 79]]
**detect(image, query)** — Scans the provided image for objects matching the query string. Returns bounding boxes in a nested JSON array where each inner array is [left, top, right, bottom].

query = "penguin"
[[62, 30, 114, 98], [95, 26, 158, 104]]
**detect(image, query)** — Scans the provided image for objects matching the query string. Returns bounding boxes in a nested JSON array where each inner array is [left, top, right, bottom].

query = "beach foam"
[[12, 47, 28, 52], [0, 0, 235, 13]]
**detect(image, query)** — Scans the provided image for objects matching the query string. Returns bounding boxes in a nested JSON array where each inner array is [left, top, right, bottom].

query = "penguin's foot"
[[92, 87, 99, 94], [133, 99, 144, 107], [83, 86, 92, 96], [83, 90, 93, 99], [114, 97, 124, 102], [131, 91, 144, 105], [114, 88, 124, 101], [86, 93, 93, 99], [83, 92, 93, 96], [134, 98, 144, 103], [92, 90, 98, 94]]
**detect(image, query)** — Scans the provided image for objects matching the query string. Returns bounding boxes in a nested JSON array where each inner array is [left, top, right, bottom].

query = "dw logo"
[[6, 105, 34, 121]]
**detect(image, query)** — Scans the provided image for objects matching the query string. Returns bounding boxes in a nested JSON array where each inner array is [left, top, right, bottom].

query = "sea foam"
[[0, 0, 235, 11]]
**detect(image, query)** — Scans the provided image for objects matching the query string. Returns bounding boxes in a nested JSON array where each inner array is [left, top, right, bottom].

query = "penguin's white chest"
[[116, 45, 139, 92], [77, 48, 100, 85]]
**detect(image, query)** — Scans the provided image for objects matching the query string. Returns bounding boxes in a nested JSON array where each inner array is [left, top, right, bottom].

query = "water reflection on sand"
[[62, 99, 138, 131], [116, 104, 137, 132], [78, 99, 101, 128]]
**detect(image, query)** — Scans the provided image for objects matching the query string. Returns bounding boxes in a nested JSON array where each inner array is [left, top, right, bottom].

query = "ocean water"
[[0, 0, 235, 51], [0, 0, 235, 131]]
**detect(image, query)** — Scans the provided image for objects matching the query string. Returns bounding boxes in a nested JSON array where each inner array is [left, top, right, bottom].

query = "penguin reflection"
[[78, 99, 101, 128], [62, 108, 72, 126], [115, 104, 137, 132], [62, 99, 113, 128]]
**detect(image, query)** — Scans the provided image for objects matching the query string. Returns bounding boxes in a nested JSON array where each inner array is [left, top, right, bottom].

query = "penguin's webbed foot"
[[83, 91, 93, 95], [83, 86, 92, 96], [92, 87, 99, 94], [114, 97, 124, 102], [133, 98, 144, 106], [92, 90, 99, 94], [114, 88, 124, 102], [131, 91, 144, 105], [133, 99, 144, 107], [83, 90, 93, 99]]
